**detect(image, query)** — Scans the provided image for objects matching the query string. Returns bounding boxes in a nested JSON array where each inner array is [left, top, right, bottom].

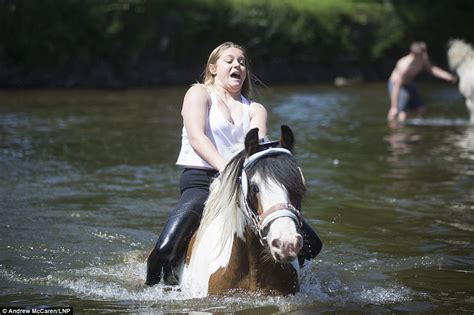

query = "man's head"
[[410, 41, 427, 55]]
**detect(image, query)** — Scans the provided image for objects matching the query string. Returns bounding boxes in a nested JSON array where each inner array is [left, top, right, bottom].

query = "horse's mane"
[[193, 150, 247, 258], [192, 148, 306, 262], [448, 39, 474, 70]]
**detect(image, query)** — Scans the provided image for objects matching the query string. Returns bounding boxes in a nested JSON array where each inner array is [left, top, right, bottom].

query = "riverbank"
[[1, 0, 472, 88]]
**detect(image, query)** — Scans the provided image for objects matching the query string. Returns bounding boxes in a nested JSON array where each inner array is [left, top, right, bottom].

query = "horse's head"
[[241, 125, 305, 263]]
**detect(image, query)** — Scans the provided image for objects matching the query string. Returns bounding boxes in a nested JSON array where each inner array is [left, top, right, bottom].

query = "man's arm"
[[424, 58, 457, 83], [388, 78, 402, 120], [429, 65, 457, 83]]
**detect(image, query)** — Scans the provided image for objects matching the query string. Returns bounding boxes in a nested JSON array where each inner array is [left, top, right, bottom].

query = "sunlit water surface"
[[1, 83, 473, 313]]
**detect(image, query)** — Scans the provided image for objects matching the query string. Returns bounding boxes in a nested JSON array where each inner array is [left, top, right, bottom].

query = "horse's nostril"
[[271, 239, 282, 249], [274, 252, 281, 261]]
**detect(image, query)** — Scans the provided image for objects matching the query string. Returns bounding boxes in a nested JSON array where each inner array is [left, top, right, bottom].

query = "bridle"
[[240, 147, 303, 246]]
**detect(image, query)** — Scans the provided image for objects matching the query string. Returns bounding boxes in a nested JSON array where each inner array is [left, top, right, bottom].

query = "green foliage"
[[1, 0, 473, 87], [391, 0, 474, 63]]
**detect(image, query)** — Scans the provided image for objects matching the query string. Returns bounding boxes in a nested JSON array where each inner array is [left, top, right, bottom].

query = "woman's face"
[[209, 47, 247, 94]]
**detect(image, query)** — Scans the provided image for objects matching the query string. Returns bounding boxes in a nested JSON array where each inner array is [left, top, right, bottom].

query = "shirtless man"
[[388, 41, 457, 121]]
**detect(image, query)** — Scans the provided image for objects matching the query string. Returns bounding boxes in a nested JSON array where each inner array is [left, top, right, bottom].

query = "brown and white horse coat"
[[180, 126, 305, 297]]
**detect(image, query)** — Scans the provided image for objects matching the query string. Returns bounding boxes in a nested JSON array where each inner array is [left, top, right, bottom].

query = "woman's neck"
[[211, 84, 241, 101]]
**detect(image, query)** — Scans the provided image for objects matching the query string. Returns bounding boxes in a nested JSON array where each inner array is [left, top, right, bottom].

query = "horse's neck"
[[205, 229, 300, 295], [244, 229, 300, 295], [206, 228, 260, 293], [245, 229, 265, 288]]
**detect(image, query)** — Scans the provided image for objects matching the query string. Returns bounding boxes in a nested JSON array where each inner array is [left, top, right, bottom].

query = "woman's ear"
[[209, 64, 217, 76], [245, 128, 260, 156], [279, 125, 294, 152]]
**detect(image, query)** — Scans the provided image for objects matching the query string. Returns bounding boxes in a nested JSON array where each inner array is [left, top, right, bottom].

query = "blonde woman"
[[146, 42, 322, 286]]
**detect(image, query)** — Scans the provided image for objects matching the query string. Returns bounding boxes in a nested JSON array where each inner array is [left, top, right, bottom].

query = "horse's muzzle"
[[270, 232, 303, 263]]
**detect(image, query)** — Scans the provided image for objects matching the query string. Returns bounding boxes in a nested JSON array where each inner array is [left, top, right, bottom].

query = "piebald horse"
[[180, 125, 306, 297]]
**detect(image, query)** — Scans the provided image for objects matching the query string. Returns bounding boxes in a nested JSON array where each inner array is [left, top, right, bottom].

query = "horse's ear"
[[245, 128, 260, 156], [279, 125, 294, 152]]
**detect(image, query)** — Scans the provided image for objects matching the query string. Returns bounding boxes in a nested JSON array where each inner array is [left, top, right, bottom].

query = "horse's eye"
[[250, 183, 259, 193]]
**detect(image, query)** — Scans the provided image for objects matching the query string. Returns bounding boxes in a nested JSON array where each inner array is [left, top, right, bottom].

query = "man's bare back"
[[389, 53, 429, 85]]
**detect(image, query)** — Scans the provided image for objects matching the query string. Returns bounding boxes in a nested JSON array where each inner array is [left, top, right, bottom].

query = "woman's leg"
[[298, 220, 323, 267], [146, 168, 217, 286]]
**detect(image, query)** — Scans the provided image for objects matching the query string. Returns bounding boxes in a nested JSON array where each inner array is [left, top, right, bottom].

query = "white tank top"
[[176, 90, 251, 169]]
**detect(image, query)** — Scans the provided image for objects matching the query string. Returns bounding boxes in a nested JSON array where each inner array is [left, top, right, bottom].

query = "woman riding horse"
[[146, 42, 322, 286]]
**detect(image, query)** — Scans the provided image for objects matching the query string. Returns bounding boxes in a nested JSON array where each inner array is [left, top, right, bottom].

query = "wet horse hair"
[[181, 125, 305, 296], [447, 39, 474, 123], [196, 133, 305, 260], [244, 152, 306, 212]]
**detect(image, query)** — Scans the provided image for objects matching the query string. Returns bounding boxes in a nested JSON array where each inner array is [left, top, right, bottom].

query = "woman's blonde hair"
[[202, 42, 252, 98]]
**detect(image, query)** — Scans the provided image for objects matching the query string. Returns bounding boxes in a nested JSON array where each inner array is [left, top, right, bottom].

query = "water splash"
[[405, 118, 468, 126]]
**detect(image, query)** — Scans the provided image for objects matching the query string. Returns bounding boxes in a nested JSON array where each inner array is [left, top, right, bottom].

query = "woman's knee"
[[155, 211, 201, 259], [177, 188, 208, 217]]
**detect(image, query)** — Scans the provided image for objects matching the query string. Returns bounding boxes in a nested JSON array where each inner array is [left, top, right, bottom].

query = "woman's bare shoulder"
[[182, 84, 211, 113], [250, 101, 267, 112], [186, 83, 210, 97]]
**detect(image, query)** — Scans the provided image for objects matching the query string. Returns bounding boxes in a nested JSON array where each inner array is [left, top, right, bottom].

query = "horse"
[[179, 125, 306, 297], [447, 39, 474, 123]]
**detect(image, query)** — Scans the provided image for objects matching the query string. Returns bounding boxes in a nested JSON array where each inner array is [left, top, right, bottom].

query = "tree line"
[[1, 0, 473, 88]]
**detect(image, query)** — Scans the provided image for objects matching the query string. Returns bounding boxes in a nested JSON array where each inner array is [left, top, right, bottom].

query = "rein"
[[240, 148, 303, 246]]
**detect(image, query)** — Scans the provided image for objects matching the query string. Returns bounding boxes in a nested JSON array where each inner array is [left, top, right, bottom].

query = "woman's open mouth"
[[230, 72, 241, 79]]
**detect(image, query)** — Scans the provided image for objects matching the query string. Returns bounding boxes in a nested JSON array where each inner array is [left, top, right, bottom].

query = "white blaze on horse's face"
[[253, 173, 303, 263]]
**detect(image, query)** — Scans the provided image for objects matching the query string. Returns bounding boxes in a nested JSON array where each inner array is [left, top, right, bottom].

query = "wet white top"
[[176, 89, 251, 169]]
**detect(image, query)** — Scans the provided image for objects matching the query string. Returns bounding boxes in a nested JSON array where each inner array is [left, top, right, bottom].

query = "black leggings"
[[299, 220, 323, 266], [153, 168, 217, 266]]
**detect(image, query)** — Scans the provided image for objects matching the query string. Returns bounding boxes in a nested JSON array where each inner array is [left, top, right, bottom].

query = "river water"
[[1, 83, 473, 313]]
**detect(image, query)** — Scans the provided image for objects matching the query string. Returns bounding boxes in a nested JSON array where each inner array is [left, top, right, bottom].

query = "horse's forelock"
[[246, 153, 306, 209]]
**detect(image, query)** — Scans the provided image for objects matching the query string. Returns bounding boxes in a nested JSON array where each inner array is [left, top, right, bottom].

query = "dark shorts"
[[388, 81, 424, 112]]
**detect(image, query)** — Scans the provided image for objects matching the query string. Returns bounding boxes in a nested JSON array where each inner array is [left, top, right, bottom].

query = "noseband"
[[241, 148, 303, 246]]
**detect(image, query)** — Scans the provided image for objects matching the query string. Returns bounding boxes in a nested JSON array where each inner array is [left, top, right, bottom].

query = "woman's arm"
[[181, 85, 227, 171], [249, 102, 268, 139]]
